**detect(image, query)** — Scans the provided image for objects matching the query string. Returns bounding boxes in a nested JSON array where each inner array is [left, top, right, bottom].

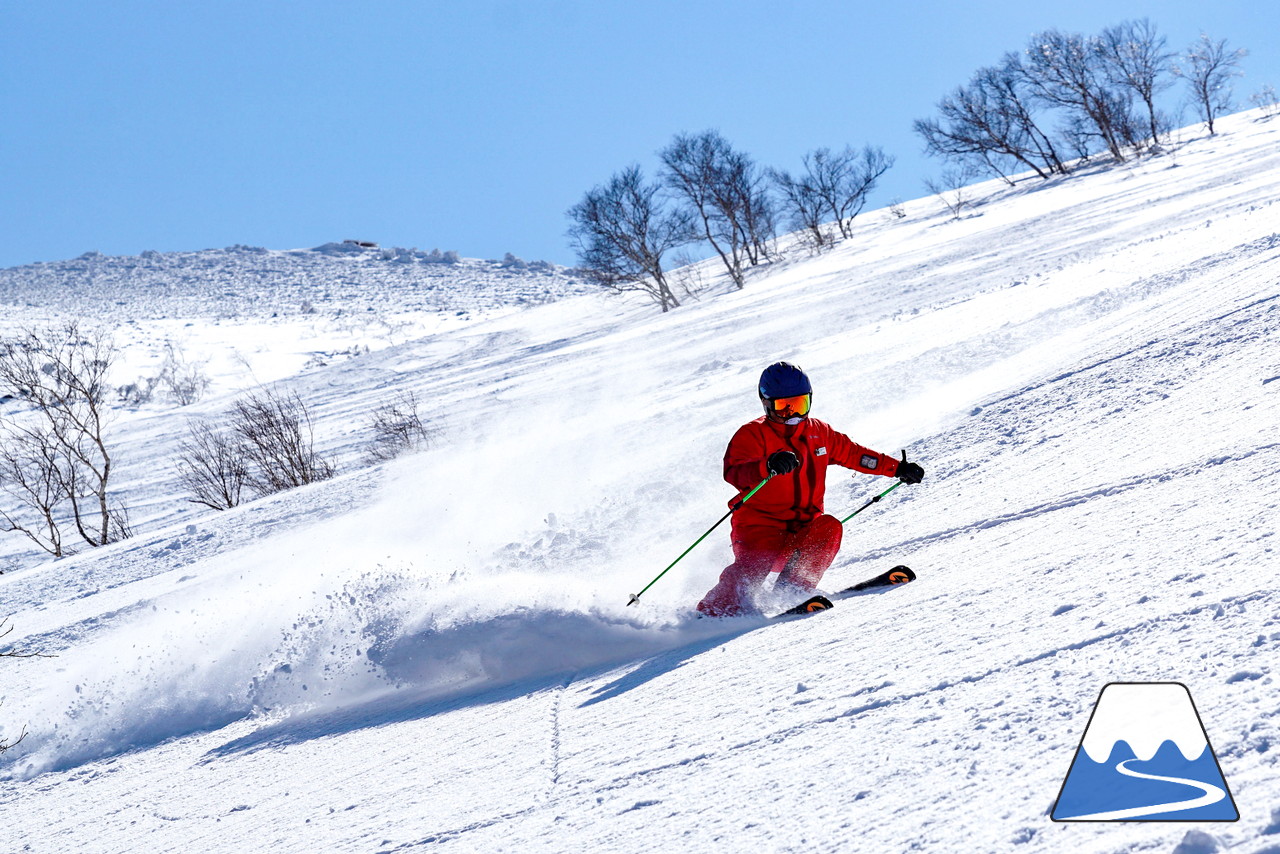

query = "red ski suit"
[[696, 416, 899, 617]]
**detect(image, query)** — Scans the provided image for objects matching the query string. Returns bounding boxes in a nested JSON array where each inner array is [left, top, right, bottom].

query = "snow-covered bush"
[[118, 341, 211, 407], [1251, 84, 1279, 118], [157, 341, 211, 406], [364, 391, 432, 463]]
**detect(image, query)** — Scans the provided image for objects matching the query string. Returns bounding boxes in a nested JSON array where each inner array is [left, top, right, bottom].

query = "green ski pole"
[[839, 450, 910, 524], [627, 475, 773, 606]]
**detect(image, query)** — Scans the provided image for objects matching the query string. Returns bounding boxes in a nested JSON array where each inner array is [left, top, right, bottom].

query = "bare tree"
[[175, 420, 248, 510], [364, 391, 432, 463], [231, 388, 335, 495], [916, 58, 1067, 182], [727, 153, 778, 266], [768, 145, 892, 249], [660, 131, 749, 288], [769, 165, 832, 250], [809, 146, 894, 239], [1175, 34, 1248, 135], [0, 324, 129, 551], [0, 420, 70, 556], [567, 165, 692, 313], [1096, 19, 1175, 147], [1020, 29, 1135, 161]]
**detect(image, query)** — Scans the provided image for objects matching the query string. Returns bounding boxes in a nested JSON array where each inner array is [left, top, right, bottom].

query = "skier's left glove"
[[895, 452, 924, 484]]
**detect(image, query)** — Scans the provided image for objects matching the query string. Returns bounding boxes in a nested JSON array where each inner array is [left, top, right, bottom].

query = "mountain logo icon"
[[1052, 682, 1239, 822]]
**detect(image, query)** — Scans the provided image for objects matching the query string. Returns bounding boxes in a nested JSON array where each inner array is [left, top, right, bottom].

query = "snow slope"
[[2, 109, 1279, 853]]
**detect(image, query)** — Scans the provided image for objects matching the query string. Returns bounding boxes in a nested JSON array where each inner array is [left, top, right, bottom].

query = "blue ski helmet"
[[758, 362, 813, 422], [759, 362, 812, 399]]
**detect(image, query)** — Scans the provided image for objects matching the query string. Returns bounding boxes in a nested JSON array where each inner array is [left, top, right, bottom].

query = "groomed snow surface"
[[2, 110, 1278, 853]]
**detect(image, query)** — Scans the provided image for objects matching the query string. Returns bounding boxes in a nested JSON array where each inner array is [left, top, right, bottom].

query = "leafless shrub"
[[232, 389, 335, 495], [925, 168, 979, 220], [116, 376, 160, 407], [667, 250, 710, 302], [0, 323, 129, 553], [769, 145, 893, 252], [116, 342, 209, 408], [365, 392, 432, 464], [175, 420, 248, 510], [158, 341, 211, 406], [886, 198, 908, 221], [1250, 84, 1279, 118]]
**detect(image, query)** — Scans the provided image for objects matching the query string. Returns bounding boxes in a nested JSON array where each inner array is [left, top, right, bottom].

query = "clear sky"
[[3, 0, 1277, 270]]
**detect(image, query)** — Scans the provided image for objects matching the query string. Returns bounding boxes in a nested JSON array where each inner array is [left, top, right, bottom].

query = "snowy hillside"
[[0, 242, 590, 319], [2, 108, 1279, 854]]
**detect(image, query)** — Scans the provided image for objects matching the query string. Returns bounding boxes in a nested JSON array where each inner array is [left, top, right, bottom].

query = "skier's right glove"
[[895, 452, 924, 484], [767, 450, 800, 476]]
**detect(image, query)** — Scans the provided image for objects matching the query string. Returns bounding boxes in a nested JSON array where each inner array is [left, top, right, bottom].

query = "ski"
[[772, 594, 834, 619], [769, 567, 915, 620], [838, 564, 916, 595]]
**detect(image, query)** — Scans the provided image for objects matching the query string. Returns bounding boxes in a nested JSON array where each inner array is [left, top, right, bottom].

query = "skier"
[[696, 362, 924, 617]]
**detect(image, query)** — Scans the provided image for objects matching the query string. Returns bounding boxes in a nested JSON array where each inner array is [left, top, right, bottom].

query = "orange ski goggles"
[[769, 393, 811, 416]]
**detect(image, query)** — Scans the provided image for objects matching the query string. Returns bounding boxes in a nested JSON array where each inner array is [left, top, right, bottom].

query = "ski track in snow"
[[2, 110, 1280, 853]]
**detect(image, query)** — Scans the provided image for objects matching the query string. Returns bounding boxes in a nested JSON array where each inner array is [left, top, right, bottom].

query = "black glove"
[[895, 452, 924, 485], [767, 450, 800, 476]]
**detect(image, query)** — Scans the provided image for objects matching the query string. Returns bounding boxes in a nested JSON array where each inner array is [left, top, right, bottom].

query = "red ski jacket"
[[724, 416, 899, 531]]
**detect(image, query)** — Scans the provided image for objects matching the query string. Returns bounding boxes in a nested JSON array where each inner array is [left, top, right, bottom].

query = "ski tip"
[[887, 565, 916, 584], [775, 594, 835, 618]]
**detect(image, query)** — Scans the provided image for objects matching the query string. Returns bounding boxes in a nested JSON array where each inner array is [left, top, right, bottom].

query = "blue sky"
[[2, 1, 1277, 269]]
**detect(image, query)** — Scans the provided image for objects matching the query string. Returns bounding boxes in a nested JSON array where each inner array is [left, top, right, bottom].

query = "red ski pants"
[[696, 514, 843, 617]]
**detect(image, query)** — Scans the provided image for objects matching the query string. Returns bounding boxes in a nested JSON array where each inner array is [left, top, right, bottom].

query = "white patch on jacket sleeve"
[[860, 454, 879, 469], [816, 447, 827, 456]]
